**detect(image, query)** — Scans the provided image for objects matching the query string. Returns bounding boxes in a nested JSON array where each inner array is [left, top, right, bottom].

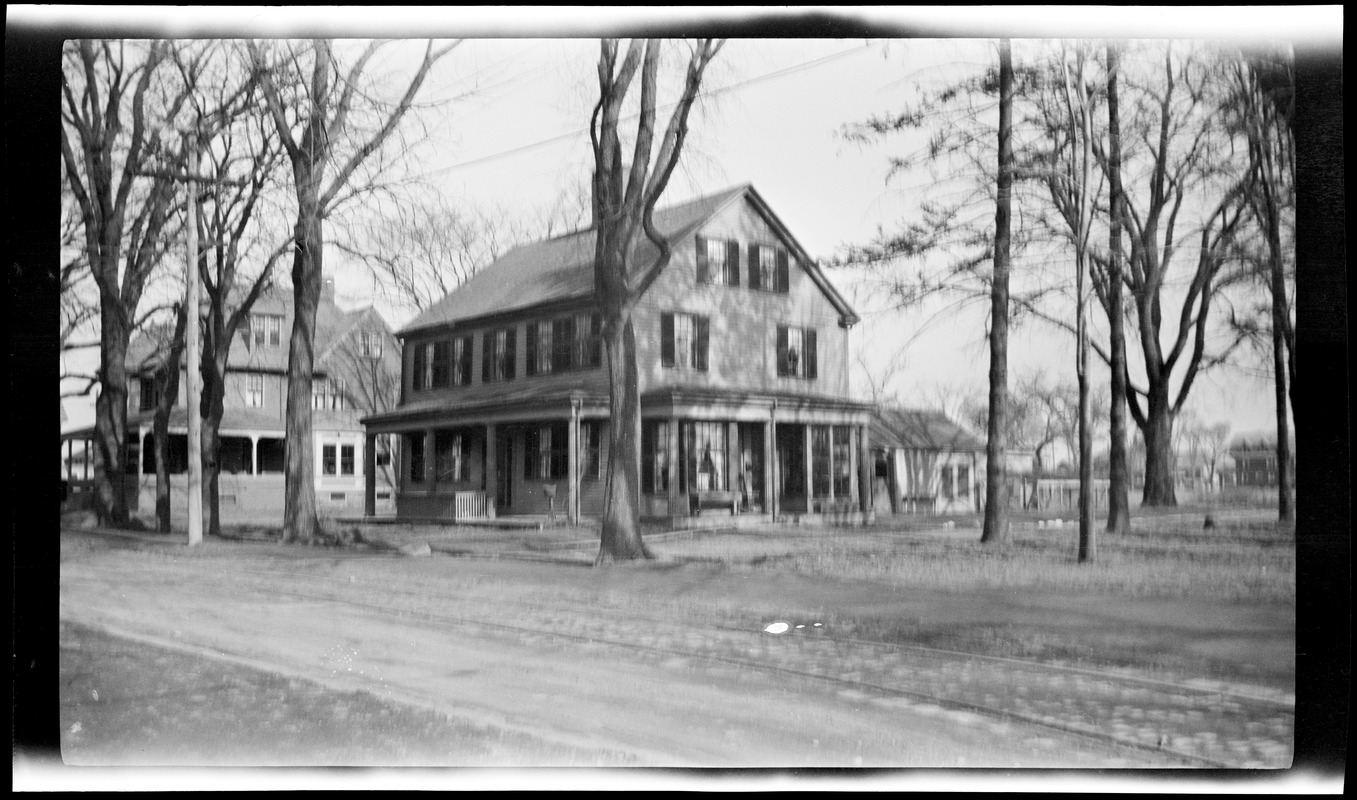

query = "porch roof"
[[61, 407, 367, 441], [871, 407, 985, 453]]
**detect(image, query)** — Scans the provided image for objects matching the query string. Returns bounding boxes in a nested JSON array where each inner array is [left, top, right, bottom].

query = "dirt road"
[[56, 528, 1292, 769]]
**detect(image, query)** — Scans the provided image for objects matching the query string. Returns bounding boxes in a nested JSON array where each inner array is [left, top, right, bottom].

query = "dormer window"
[[358, 330, 383, 358]]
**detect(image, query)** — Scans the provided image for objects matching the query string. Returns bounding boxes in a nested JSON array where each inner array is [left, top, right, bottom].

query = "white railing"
[[453, 490, 488, 520]]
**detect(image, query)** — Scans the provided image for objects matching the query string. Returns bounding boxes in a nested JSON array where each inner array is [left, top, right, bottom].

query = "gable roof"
[[400, 183, 858, 337], [125, 288, 396, 377], [872, 407, 986, 453]]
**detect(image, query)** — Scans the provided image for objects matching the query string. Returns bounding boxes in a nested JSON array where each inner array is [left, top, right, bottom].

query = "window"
[[832, 426, 853, 498], [682, 421, 727, 493], [956, 464, 970, 499], [525, 423, 567, 480], [527, 320, 554, 375], [811, 426, 832, 498], [322, 444, 337, 476], [246, 374, 264, 407], [582, 421, 602, 480], [482, 328, 516, 382], [409, 434, 425, 484], [312, 378, 346, 410], [435, 431, 468, 483], [573, 313, 602, 368], [748, 244, 790, 293], [250, 314, 282, 348], [695, 235, 740, 286], [642, 421, 669, 494], [375, 434, 392, 467], [451, 336, 472, 385], [527, 314, 601, 375], [139, 377, 159, 411], [776, 325, 818, 379], [941, 465, 954, 500], [359, 330, 383, 358], [661, 312, 709, 370], [341, 445, 355, 476]]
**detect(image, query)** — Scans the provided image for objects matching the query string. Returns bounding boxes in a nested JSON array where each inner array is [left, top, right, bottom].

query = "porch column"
[[364, 432, 377, 516], [666, 415, 680, 517], [767, 405, 777, 518], [726, 421, 739, 499], [484, 423, 498, 514], [568, 402, 580, 525], [886, 448, 900, 514], [250, 435, 259, 475], [859, 424, 874, 520], [66, 439, 74, 484], [136, 425, 145, 478], [424, 428, 436, 495], [84, 438, 90, 481]]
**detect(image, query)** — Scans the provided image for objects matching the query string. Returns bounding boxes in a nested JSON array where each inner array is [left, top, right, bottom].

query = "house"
[[59, 281, 402, 521], [359, 184, 876, 523], [1230, 433, 1294, 488], [870, 407, 987, 515]]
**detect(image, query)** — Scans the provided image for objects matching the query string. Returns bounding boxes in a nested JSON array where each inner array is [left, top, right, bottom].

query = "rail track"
[[69, 553, 1293, 768]]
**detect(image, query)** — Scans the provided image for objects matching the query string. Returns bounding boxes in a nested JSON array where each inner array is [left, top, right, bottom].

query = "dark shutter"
[[805, 328, 817, 380], [641, 423, 655, 494], [693, 315, 709, 371], [660, 312, 675, 367], [776, 250, 790, 293], [726, 240, 740, 286], [413, 342, 427, 390], [552, 317, 572, 372], [776, 326, 789, 376], [589, 313, 603, 367], [482, 332, 492, 383], [525, 322, 538, 376], [695, 235, 708, 284], [748, 244, 761, 289], [503, 328, 516, 380]]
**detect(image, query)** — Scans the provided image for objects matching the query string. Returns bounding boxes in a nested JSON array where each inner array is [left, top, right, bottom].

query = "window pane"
[[812, 426, 831, 498], [685, 421, 726, 492], [341, 445, 355, 476], [673, 314, 693, 368], [786, 328, 803, 377], [833, 426, 852, 498], [323, 444, 337, 476]]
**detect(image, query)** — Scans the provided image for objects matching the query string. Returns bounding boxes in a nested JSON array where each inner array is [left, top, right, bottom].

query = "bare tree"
[[250, 38, 457, 544], [1104, 41, 1133, 535], [982, 39, 1015, 546], [590, 38, 724, 562], [61, 39, 198, 525]]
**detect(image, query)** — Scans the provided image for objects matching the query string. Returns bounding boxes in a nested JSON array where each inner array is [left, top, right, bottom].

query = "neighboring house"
[[59, 281, 402, 521], [361, 184, 876, 522], [1230, 433, 1294, 488], [871, 407, 986, 515]]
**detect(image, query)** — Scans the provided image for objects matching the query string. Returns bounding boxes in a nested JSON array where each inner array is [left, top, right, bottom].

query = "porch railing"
[[453, 490, 488, 520]]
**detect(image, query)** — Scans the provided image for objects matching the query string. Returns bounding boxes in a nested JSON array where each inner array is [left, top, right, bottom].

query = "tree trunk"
[[201, 352, 228, 539], [283, 178, 323, 544], [1076, 284, 1096, 561], [94, 312, 131, 526], [1140, 388, 1177, 506], [981, 38, 1013, 546], [153, 306, 188, 533], [1271, 300, 1294, 522], [1104, 42, 1132, 535], [597, 312, 651, 562]]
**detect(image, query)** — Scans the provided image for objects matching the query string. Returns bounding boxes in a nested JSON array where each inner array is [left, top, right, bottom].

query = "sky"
[[42, 6, 1339, 438]]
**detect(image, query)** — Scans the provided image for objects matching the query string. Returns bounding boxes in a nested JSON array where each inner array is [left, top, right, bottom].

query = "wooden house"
[[360, 184, 876, 523]]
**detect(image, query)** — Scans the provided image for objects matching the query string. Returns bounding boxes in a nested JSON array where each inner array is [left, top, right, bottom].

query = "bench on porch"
[[689, 490, 740, 516]]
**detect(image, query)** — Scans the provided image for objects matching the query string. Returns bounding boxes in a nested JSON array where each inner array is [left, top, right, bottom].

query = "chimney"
[[322, 277, 336, 305]]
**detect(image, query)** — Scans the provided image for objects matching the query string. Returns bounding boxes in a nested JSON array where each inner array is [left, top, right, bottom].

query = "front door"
[[737, 423, 764, 511], [495, 430, 513, 510], [776, 424, 806, 511]]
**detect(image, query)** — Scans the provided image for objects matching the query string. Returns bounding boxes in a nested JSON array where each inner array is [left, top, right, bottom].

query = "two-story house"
[[360, 184, 877, 523], [61, 281, 402, 521]]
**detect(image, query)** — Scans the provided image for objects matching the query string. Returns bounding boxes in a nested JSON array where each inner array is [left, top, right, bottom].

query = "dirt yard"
[[52, 512, 1295, 781]]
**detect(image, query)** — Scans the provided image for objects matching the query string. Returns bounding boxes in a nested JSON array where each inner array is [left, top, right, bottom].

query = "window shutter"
[[660, 312, 675, 367], [504, 328, 516, 380], [641, 423, 655, 494], [805, 328, 818, 380], [413, 342, 427, 390], [748, 244, 761, 290], [776, 250, 790, 293], [460, 336, 473, 384], [695, 235, 709, 284], [553, 317, 572, 372], [589, 313, 603, 367], [726, 240, 741, 286], [525, 322, 538, 376], [433, 340, 449, 387], [694, 315, 709, 371], [776, 326, 789, 376], [482, 332, 492, 383]]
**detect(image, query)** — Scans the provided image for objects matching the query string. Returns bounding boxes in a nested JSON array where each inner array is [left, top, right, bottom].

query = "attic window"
[[749, 244, 790, 293], [359, 330, 383, 358], [695, 235, 740, 287], [250, 314, 282, 348], [776, 325, 817, 380]]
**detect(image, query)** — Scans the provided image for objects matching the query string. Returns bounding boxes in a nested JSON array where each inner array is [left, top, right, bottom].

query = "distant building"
[[1230, 433, 1295, 488], [871, 407, 1016, 515], [60, 281, 402, 520]]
